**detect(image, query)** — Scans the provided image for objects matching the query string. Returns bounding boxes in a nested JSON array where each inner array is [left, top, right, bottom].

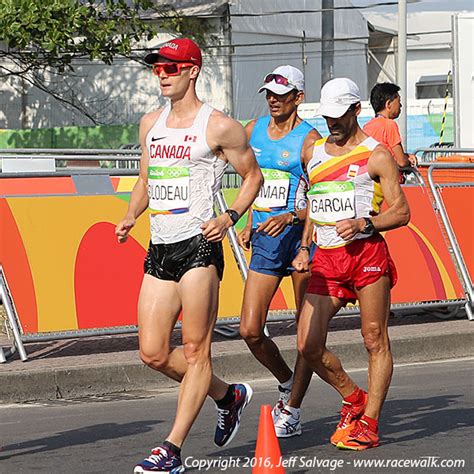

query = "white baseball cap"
[[316, 78, 362, 118], [258, 65, 305, 95]]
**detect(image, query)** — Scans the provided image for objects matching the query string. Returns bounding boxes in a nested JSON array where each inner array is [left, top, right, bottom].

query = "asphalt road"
[[1, 358, 473, 474]]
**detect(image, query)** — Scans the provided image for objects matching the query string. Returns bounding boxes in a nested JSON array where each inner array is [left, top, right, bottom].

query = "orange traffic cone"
[[252, 405, 285, 473]]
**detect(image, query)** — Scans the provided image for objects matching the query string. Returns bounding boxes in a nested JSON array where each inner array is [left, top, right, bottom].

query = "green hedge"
[[0, 124, 139, 149]]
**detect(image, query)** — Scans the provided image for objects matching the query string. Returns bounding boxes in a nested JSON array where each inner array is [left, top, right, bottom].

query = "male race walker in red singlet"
[[293, 78, 410, 450], [116, 38, 263, 473]]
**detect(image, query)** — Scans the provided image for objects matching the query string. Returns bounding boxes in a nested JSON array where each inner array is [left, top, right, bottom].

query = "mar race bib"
[[308, 181, 355, 224], [253, 168, 290, 211], [148, 166, 190, 214]]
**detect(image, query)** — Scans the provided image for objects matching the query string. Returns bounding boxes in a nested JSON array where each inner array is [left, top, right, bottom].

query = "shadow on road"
[[209, 393, 472, 459], [0, 419, 161, 460]]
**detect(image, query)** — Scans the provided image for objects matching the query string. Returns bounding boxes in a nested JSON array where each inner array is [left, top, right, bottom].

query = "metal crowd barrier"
[[415, 147, 474, 321], [416, 147, 474, 319], [1, 149, 473, 362]]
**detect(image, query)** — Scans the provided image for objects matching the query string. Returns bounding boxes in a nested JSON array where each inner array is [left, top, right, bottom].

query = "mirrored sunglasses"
[[152, 62, 194, 77], [264, 73, 296, 88]]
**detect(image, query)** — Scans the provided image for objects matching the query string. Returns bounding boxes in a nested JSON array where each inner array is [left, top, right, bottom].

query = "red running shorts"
[[307, 234, 397, 304]]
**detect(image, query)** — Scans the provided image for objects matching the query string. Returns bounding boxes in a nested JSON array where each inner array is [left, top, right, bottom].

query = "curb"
[[1, 328, 473, 403]]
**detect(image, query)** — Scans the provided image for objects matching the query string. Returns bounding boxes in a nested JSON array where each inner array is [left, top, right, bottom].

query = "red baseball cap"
[[144, 38, 202, 67]]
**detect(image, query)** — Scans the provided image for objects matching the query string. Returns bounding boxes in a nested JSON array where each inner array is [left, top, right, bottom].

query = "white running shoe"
[[271, 385, 291, 423], [274, 406, 302, 438]]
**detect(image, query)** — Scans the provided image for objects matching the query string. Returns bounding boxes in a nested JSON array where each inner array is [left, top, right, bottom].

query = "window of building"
[[416, 75, 452, 99]]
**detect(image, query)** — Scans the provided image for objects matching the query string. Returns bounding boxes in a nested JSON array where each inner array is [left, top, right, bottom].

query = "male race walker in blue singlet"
[[238, 65, 321, 438], [116, 38, 263, 473]]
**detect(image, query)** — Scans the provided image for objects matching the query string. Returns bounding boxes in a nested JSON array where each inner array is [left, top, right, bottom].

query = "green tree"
[[0, 0, 211, 124]]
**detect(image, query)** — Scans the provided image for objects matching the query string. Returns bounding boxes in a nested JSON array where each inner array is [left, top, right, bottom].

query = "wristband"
[[225, 209, 240, 225], [361, 217, 376, 235], [289, 211, 300, 226], [299, 246, 310, 252]]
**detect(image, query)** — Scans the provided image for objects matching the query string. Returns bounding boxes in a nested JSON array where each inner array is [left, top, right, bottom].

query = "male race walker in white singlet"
[[116, 38, 263, 473]]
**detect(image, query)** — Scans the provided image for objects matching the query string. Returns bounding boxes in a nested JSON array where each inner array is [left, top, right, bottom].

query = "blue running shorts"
[[249, 225, 311, 277]]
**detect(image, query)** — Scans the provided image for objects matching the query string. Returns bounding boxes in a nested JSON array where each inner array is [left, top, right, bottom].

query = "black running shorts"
[[144, 233, 224, 282]]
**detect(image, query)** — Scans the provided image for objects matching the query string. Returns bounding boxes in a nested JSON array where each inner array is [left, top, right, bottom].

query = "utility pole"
[[321, 0, 334, 87], [301, 30, 307, 78], [397, 0, 407, 148]]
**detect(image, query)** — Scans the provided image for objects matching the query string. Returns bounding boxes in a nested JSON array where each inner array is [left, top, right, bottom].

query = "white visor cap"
[[258, 65, 305, 95], [316, 78, 362, 118]]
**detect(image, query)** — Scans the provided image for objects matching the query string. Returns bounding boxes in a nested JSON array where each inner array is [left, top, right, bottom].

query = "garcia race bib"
[[308, 181, 355, 224], [148, 166, 190, 214]]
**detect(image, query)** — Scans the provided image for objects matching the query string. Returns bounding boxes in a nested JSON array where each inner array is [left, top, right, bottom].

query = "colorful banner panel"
[[384, 187, 464, 304], [439, 186, 474, 282], [0, 178, 465, 335]]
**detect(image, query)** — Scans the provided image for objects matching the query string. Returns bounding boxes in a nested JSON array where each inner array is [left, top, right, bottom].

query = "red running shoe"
[[336, 419, 380, 450], [330, 390, 368, 445]]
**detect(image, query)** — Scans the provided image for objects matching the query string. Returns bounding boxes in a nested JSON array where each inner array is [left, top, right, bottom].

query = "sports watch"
[[225, 209, 240, 225], [361, 217, 375, 235], [289, 211, 300, 226]]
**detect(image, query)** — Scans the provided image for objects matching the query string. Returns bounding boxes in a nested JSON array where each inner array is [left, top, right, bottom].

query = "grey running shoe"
[[271, 385, 291, 423], [274, 406, 302, 438]]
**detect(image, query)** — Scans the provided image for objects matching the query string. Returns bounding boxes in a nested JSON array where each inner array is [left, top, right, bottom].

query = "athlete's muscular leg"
[[240, 270, 293, 383], [138, 275, 181, 376], [138, 274, 228, 402], [166, 266, 221, 447], [297, 294, 356, 397], [355, 275, 392, 420], [287, 270, 313, 408]]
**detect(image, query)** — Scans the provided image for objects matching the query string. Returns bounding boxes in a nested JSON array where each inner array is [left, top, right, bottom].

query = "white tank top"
[[307, 136, 383, 249], [146, 103, 227, 244]]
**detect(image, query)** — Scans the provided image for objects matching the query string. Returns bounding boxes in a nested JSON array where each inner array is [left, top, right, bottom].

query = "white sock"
[[284, 404, 300, 416], [280, 373, 294, 390]]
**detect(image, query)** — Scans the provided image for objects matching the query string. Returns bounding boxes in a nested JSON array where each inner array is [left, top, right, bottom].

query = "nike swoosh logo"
[[151, 136, 167, 142]]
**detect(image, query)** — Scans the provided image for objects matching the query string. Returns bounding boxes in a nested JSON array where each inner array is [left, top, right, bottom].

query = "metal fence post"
[[0, 268, 28, 361]]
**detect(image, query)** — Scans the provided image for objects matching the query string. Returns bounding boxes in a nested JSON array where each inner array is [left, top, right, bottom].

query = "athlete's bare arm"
[[294, 131, 323, 257], [296, 127, 322, 219], [115, 111, 161, 243], [291, 192, 314, 273], [244, 119, 257, 138], [335, 145, 410, 241], [201, 113, 263, 242], [237, 120, 258, 250], [302, 129, 322, 169]]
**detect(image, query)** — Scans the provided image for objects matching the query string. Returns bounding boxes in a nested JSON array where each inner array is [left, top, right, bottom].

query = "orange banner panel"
[[0, 183, 466, 336], [385, 187, 464, 303], [0, 198, 38, 333], [439, 187, 474, 282], [0, 177, 76, 196]]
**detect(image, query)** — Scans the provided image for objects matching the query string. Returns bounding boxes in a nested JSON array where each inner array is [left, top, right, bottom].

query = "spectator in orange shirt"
[[363, 83, 416, 168]]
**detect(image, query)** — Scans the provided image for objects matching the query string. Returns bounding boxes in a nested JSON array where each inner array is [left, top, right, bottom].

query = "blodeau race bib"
[[148, 166, 190, 214]]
